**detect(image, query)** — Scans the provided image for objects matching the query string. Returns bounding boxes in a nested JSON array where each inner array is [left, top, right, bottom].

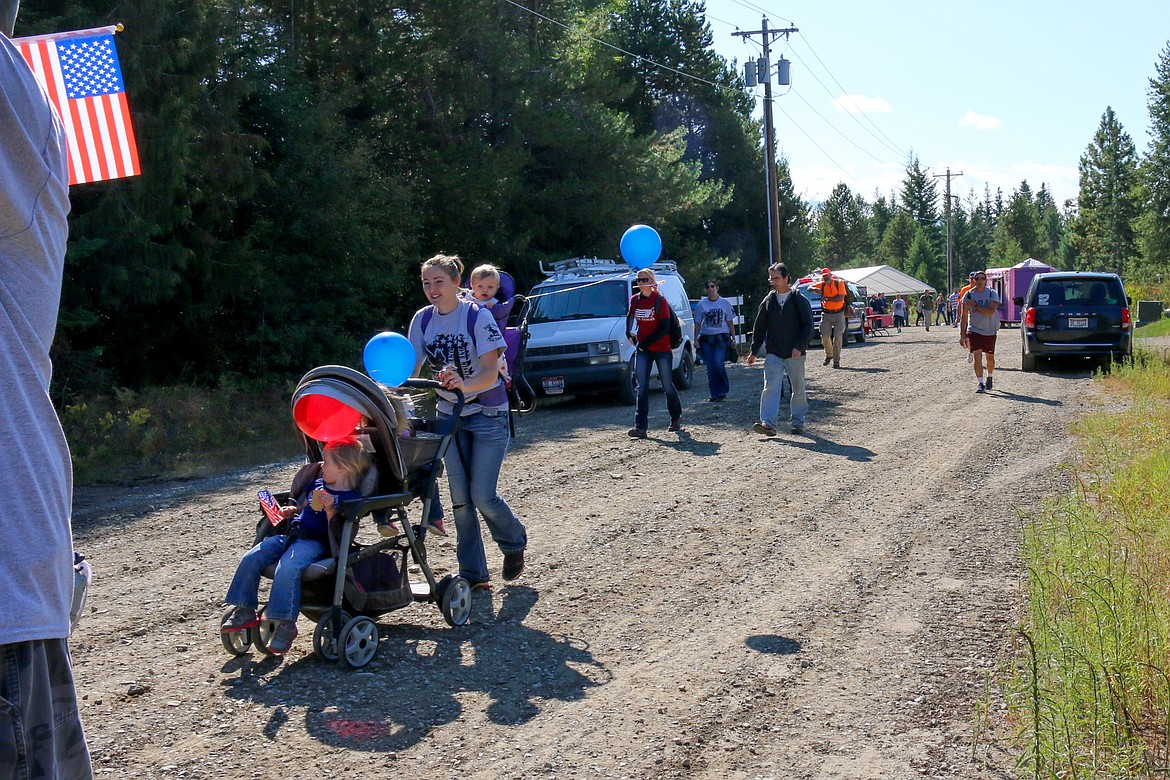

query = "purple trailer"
[[985, 258, 1056, 326]]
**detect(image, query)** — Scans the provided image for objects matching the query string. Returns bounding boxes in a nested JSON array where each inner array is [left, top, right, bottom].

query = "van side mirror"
[[1012, 296, 1024, 306]]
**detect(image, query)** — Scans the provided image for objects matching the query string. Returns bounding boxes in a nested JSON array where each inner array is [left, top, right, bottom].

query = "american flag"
[[13, 27, 141, 185], [257, 489, 286, 527]]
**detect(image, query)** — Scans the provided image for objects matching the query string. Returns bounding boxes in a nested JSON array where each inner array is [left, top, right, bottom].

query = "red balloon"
[[293, 394, 362, 441]]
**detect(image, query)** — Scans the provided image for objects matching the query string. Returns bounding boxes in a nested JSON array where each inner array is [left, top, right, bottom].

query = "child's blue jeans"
[[225, 534, 327, 622]]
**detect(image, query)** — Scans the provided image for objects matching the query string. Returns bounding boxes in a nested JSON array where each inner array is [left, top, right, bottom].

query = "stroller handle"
[[402, 378, 465, 418]]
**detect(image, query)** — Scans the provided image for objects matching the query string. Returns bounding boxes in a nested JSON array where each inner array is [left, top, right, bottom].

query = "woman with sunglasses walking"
[[694, 279, 735, 401], [626, 269, 683, 437]]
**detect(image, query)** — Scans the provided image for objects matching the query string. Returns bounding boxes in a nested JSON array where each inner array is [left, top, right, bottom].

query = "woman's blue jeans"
[[698, 335, 730, 399], [441, 409, 527, 584], [634, 350, 682, 431], [225, 534, 327, 622]]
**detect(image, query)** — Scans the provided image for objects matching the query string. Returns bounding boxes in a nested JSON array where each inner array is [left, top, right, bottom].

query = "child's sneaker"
[[376, 516, 398, 538], [424, 517, 448, 537], [976, 382, 986, 393], [984, 375, 993, 391], [267, 620, 298, 654], [220, 606, 260, 634]]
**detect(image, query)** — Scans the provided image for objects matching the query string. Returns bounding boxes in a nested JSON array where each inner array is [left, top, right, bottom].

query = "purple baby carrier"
[[495, 271, 536, 426]]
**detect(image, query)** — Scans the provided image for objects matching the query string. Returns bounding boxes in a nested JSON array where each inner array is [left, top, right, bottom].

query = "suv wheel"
[[1021, 349, 1037, 372], [672, 349, 694, 390]]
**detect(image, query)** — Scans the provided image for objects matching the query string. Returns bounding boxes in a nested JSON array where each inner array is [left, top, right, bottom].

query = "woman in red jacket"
[[625, 269, 682, 437]]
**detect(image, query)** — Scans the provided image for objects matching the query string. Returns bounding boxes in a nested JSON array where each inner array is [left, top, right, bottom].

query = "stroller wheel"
[[339, 616, 380, 669], [440, 576, 472, 627], [252, 612, 281, 657], [311, 610, 352, 663], [219, 607, 253, 656]]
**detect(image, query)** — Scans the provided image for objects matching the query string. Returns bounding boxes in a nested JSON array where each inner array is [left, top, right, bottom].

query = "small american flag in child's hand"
[[257, 490, 285, 527]]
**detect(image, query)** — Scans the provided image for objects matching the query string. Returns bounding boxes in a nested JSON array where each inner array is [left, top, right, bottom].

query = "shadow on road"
[[746, 635, 802, 655], [761, 431, 876, 462], [218, 585, 608, 752]]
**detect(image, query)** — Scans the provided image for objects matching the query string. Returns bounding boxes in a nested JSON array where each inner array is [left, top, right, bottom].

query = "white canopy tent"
[[830, 265, 935, 295]]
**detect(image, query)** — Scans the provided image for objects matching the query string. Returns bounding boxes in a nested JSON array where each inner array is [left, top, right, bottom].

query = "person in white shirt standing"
[[693, 279, 735, 402], [1, 1, 93, 777]]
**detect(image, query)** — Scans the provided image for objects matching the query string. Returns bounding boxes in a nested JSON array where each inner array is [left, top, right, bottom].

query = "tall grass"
[[1009, 351, 1170, 778]]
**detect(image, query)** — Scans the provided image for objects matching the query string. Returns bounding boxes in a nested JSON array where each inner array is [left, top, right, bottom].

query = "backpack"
[[660, 297, 683, 349], [418, 302, 520, 430]]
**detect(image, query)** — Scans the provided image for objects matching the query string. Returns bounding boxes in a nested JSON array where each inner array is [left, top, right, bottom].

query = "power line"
[[773, 102, 863, 191], [789, 86, 903, 171], [794, 32, 908, 159]]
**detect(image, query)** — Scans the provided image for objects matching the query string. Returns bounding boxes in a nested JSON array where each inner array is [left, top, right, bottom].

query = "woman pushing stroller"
[[408, 254, 527, 590]]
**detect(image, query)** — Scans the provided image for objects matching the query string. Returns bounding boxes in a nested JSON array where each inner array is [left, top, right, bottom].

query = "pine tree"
[[906, 228, 940, 290], [878, 211, 917, 272], [899, 156, 940, 237], [1138, 42, 1170, 272], [815, 183, 871, 269], [1069, 107, 1140, 275], [995, 181, 1047, 262]]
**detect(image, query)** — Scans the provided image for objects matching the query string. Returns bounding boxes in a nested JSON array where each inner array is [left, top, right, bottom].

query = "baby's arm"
[[311, 489, 341, 519]]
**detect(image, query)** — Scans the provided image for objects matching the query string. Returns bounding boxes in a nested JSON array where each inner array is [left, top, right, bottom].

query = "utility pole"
[[736, 18, 797, 268], [932, 167, 963, 293]]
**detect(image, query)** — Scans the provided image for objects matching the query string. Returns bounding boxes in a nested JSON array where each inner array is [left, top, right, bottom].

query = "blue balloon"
[[363, 331, 416, 387], [620, 224, 662, 270]]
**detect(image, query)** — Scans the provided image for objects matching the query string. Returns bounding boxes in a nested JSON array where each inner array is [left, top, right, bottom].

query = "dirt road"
[[70, 325, 1103, 779]]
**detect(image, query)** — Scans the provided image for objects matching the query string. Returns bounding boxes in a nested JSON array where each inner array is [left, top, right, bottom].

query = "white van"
[[524, 257, 696, 404]]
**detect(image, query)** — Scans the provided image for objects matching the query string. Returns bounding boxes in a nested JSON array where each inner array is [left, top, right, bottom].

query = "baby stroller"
[[220, 365, 472, 669]]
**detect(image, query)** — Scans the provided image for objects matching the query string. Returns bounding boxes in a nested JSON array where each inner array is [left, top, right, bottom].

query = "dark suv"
[[1013, 272, 1132, 371]]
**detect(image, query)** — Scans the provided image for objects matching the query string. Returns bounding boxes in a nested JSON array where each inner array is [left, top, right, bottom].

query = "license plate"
[[1068, 317, 1089, 328], [542, 376, 565, 394]]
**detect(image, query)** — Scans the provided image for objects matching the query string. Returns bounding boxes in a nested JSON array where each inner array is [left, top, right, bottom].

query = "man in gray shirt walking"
[[959, 270, 1001, 393]]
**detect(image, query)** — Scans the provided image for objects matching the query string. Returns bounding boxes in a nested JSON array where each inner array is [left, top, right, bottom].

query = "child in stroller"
[[221, 436, 372, 654], [219, 366, 475, 668]]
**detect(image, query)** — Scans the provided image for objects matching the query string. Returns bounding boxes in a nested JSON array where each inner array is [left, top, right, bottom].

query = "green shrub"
[[62, 381, 302, 483]]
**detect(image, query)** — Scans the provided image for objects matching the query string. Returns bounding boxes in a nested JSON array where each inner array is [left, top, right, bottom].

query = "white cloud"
[[959, 111, 1004, 131], [832, 94, 892, 114]]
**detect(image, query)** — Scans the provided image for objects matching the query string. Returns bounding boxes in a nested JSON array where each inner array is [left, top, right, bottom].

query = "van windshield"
[[528, 280, 630, 323]]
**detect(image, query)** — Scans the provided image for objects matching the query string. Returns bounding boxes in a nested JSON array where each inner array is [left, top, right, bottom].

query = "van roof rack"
[[540, 256, 679, 278]]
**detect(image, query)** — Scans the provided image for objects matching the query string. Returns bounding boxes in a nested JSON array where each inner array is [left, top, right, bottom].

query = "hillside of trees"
[[17, 1, 1170, 402]]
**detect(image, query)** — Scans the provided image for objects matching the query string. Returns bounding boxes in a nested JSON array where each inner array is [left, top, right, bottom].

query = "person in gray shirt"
[[959, 270, 1001, 393], [1, 1, 93, 776]]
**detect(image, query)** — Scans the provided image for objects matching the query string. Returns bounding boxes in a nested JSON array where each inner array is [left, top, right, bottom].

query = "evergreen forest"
[[16, 1, 1170, 402]]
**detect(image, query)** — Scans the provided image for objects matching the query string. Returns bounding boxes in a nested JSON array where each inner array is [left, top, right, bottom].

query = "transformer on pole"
[[735, 18, 798, 268]]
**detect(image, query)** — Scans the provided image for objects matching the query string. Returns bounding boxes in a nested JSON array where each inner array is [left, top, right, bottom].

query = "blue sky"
[[701, 0, 1170, 208]]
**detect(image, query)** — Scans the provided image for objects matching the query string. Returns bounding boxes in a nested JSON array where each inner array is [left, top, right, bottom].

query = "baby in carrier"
[[463, 263, 512, 382]]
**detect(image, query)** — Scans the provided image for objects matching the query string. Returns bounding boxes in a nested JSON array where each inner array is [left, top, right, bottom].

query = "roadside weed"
[[1007, 353, 1170, 777]]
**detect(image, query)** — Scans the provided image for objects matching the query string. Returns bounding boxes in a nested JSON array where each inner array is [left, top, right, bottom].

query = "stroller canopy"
[[291, 366, 408, 488]]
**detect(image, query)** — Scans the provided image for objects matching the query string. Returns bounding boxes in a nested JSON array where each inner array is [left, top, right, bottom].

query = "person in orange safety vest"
[[811, 267, 849, 368]]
